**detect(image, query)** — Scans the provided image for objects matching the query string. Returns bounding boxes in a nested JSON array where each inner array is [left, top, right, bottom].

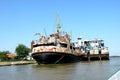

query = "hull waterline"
[[32, 52, 82, 64]]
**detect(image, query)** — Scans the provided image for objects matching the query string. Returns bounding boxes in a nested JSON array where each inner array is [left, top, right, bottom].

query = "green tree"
[[0, 51, 10, 61], [15, 44, 30, 60]]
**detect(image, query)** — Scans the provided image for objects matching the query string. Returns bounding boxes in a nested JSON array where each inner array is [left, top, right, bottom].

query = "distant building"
[[6, 53, 16, 58]]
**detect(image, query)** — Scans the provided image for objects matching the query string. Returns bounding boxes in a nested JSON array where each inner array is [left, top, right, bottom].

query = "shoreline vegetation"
[[0, 60, 36, 66]]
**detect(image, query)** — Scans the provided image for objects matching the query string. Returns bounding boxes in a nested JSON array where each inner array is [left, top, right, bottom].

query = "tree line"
[[0, 44, 30, 61]]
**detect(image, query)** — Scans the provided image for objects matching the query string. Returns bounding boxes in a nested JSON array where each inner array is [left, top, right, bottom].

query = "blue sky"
[[0, 0, 120, 56]]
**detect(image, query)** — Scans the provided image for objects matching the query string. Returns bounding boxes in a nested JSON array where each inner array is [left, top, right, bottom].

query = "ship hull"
[[82, 54, 109, 61], [32, 52, 82, 64]]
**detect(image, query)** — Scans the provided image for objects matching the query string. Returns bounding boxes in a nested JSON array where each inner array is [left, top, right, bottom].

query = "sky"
[[0, 0, 120, 56]]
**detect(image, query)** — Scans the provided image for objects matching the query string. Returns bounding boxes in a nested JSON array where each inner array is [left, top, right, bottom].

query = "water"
[[0, 57, 120, 80]]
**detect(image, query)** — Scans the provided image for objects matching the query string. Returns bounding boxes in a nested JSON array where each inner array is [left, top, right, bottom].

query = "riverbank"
[[0, 60, 36, 66]]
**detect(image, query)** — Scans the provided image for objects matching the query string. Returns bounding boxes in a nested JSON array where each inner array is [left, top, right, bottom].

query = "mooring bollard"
[[99, 50, 101, 61], [87, 51, 90, 62]]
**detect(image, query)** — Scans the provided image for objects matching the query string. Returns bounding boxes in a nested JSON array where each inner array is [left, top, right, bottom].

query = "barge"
[[80, 39, 109, 61]]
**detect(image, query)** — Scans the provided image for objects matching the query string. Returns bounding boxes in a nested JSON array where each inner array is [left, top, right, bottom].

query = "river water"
[[0, 57, 120, 80]]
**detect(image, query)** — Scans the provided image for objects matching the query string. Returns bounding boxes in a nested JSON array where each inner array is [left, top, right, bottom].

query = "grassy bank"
[[0, 60, 36, 66]]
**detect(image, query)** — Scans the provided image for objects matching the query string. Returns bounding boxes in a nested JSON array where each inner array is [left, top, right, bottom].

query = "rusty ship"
[[31, 16, 83, 64]]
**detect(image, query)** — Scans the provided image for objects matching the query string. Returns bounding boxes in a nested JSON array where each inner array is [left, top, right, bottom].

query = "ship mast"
[[56, 13, 61, 33]]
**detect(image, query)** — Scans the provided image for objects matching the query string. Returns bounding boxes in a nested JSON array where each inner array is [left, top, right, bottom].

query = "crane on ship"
[[56, 13, 61, 33]]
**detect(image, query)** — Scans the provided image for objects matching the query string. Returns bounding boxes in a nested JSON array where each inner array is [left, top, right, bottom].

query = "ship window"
[[101, 43, 104, 47], [33, 43, 56, 47], [60, 43, 67, 48]]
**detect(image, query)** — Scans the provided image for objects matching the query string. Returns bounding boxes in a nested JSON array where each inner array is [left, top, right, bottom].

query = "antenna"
[[44, 28, 47, 38], [35, 33, 41, 37], [70, 31, 72, 43], [35, 33, 41, 38], [56, 13, 61, 33]]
